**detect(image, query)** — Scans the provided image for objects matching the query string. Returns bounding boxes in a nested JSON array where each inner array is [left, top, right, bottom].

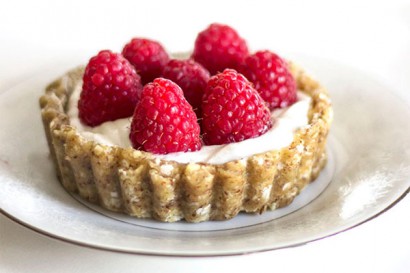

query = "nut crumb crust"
[[39, 63, 332, 223]]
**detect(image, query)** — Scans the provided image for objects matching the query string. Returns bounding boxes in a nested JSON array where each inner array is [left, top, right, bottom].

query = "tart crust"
[[39, 63, 332, 223]]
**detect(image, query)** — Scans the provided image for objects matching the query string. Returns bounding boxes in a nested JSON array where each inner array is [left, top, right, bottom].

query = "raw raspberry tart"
[[39, 24, 332, 223]]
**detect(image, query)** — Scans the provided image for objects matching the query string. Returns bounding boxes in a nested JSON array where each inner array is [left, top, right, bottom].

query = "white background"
[[1, 0, 409, 272]]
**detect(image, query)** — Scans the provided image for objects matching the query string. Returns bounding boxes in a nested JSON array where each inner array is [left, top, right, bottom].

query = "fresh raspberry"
[[79, 50, 143, 127], [240, 50, 297, 110], [122, 38, 170, 85], [130, 78, 202, 154], [161, 59, 210, 117], [202, 69, 272, 145], [192, 23, 249, 75]]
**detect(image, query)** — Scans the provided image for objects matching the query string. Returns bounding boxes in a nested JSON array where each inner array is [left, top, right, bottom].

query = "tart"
[[39, 24, 332, 223]]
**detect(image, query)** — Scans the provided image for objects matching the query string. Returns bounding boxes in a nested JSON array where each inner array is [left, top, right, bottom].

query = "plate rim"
[[2, 187, 408, 257]]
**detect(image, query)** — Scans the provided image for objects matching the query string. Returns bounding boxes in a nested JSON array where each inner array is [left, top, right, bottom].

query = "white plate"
[[0, 56, 409, 256]]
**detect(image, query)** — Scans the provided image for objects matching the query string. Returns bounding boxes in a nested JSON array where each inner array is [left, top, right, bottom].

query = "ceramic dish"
[[1, 56, 409, 256]]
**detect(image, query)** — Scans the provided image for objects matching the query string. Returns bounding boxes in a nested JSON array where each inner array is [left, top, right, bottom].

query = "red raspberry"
[[79, 50, 143, 127], [240, 50, 297, 110], [130, 78, 202, 154], [122, 38, 170, 85], [202, 69, 273, 145], [192, 23, 249, 75], [161, 59, 210, 117]]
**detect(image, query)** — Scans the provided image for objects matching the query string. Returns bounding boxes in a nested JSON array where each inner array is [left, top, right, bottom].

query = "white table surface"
[[1, 0, 409, 272]]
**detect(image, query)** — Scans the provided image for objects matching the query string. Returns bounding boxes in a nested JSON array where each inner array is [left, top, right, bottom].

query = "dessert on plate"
[[39, 23, 332, 223]]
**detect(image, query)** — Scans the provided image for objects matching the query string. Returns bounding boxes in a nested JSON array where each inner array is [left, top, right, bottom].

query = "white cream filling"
[[68, 80, 311, 164]]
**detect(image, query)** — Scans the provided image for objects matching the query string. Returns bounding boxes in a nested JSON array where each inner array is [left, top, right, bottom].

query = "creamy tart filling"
[[68, 79, 311, 164]]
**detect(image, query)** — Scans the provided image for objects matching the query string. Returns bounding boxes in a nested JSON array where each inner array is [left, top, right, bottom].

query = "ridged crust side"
[[39, 63, 332, 223]]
